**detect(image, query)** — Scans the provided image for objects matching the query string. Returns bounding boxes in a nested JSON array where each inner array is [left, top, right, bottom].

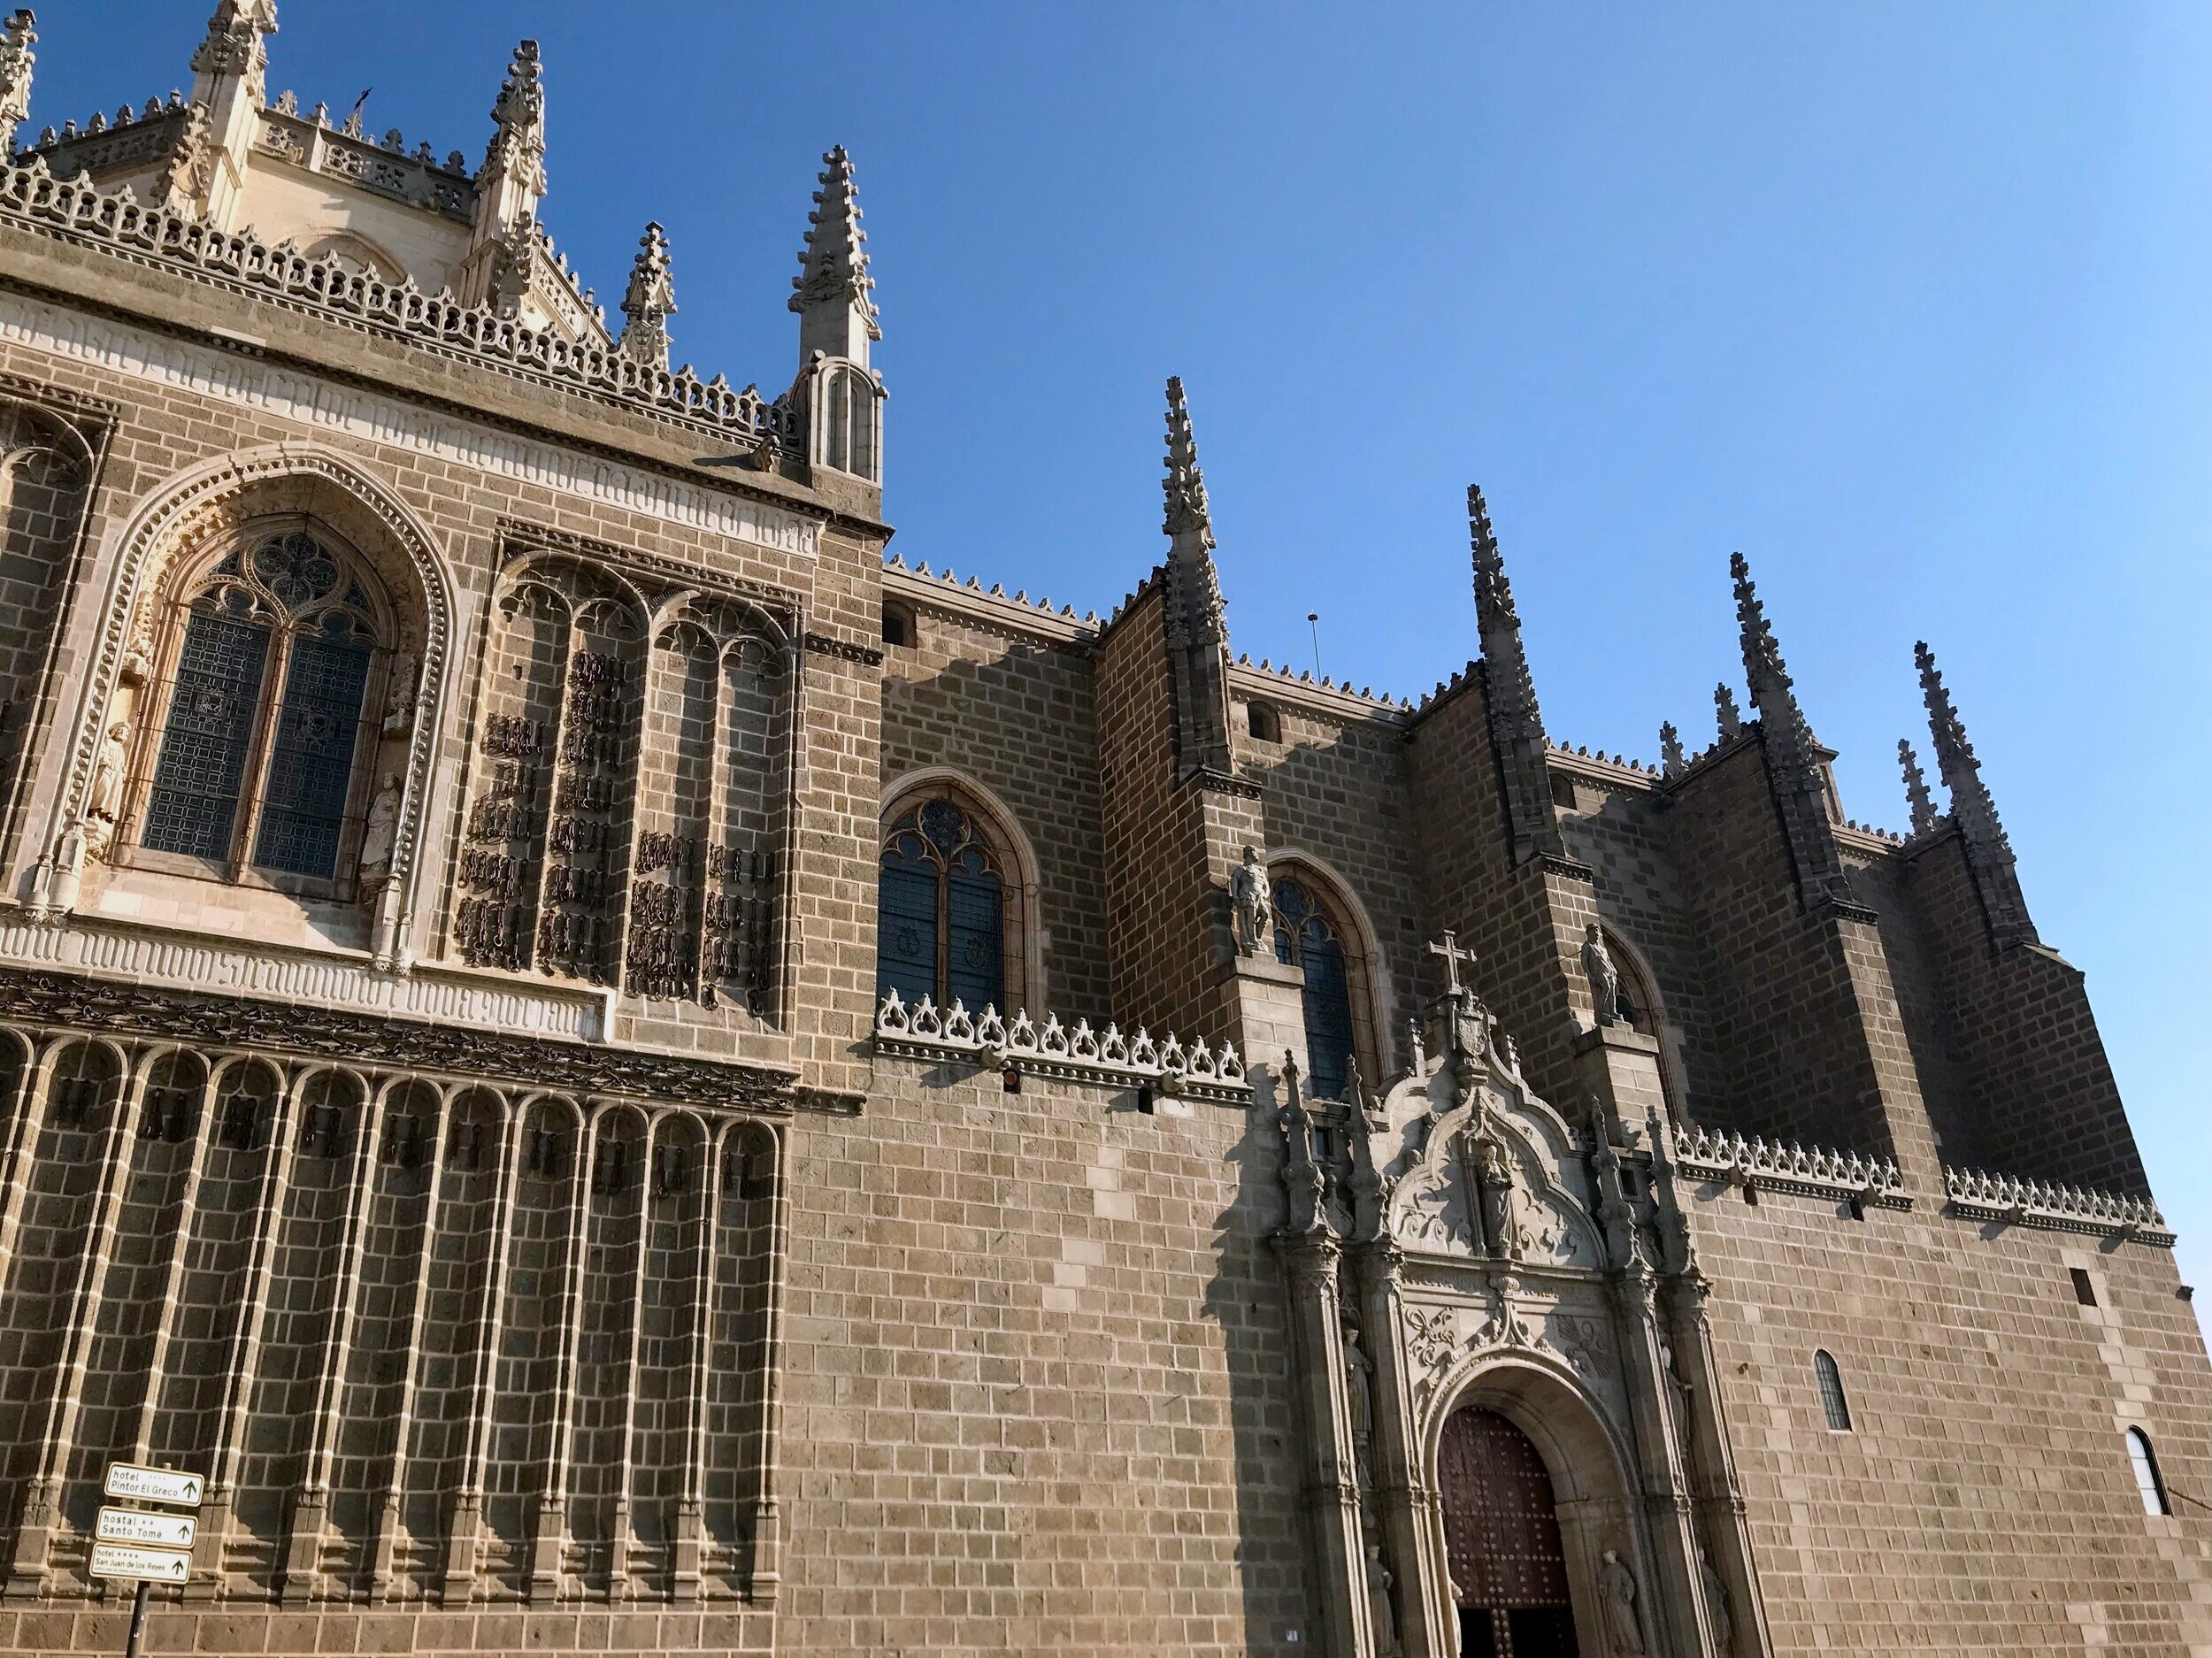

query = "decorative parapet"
[[873, 989, 1250, 1108], [1673, 1124, 1910, 1209], [0, 157, 791, 446], [1945, 1165, 2174, 1245]]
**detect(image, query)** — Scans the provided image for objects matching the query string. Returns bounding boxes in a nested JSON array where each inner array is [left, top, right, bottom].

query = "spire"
[[790, 144, 879, 367], [1714, 683, 1742, 741], [1916, 641, 2036, 945], [182, 0, 275, 225], [1469, 485, 1561, 864], [1660, 721, 1685, 779], [472, 40, 546, 240], [1156, 377, 1232, 779], [616, 222, 677, 368], [0, 11, 35, 157], [1730, 553, 1854, 910], [1163, 374, 1216, 552], [1898, 739, 1937, 837]]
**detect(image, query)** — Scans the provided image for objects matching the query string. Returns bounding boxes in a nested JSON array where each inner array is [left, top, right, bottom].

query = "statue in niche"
[[84, 718, 130, 859], [1699, 1547, 1733, 1654], [380, 648, 419, 736], [1342, 1319, 1374, 1470], [1363, 1544, 1400, 1658], [1601, 1549, 1647, 1655], [1231, 846, 1272, 957], [1581, 922, 1624, 1027], [359, 772, 402, 888], [1472, 1132, 1517, 1260]]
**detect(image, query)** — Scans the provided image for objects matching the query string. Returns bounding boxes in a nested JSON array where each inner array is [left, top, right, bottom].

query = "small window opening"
[[2070, 1268, 2098, 1308], [1002, 1064, 1022, 1095], [2128, 1428, 2170, 1516], [1815, 1349, 1852, 1432], [1549, 771, 1578, 811], [1247, 700, 1281, 743], [881, 602, 914, 649]]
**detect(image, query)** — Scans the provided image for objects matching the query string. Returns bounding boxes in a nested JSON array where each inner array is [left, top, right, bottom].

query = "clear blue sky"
[[39, 4, 2212, 1282]]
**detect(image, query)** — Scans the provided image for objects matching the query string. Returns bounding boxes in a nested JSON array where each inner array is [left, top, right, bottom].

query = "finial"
[[1714, 682, 1741, 741], [1915, 640, 2035, 944], [616, 221, 677, 368], [789, 143, 879, 356], [1162, 375, 1214, 549], [1731, 551, 1792, 709], [1898, 738, 1936, 836], [1469, 484, 1518, 629], [0, 10, 35, 156], [1660, 721, 1685, 778], [490, 38, 544, 136], [191, 0, 277, 80], [472, 37, 546, 239]]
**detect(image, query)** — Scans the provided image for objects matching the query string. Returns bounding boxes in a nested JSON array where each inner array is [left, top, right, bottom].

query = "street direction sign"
[[88, 1542, 189, 1585], [96, 1508, 196, 1550], [102, 1463, 203, 1507]]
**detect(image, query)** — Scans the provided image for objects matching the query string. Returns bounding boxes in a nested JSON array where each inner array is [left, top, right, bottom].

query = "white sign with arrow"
[[95, 1508, 196, 1550], [88, 1542, 190, 1585], [101, 1463, 204, 1508]]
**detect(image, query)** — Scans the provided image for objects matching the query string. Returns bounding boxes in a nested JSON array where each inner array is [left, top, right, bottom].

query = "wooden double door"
[[1440, 1407, 1581, 1658]]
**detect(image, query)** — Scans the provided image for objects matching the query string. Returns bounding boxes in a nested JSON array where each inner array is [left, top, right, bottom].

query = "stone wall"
[[1693, 1178, 2212, 1655]]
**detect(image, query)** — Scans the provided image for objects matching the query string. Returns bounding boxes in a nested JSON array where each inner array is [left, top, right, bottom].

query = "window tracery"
[[1271, 873, 1363, 1101], [877, 796, 1008, 1013], [130, 520, 393, 893]]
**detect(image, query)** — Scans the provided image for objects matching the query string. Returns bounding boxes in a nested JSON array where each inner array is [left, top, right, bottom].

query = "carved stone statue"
[[1363, 1544, 1399, 1658], [380, 649, 419, 735], [1581, 923, 1624, 1027], [359, 771, 402, 885], [1342, 1321, 1373, 1450], [1230, 846, 1272, 957], [88, 718, 128, 822], [1601, 1548, 1647, 1655], [1472, 1132, 1517, 1259], [1699, 1547, 1734, 1654]]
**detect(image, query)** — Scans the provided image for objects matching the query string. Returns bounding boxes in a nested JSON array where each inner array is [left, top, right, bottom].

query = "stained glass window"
[[876, 798, 1007, 1011], [142, 605, 272, 861], [1273, 876, 1358, 1101], [141, 523, 386, 887]]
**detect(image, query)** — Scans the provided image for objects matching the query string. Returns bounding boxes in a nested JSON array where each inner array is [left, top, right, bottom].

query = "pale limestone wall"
[[776, 1057, 1310, 1658], [1691, 1178, 2212, 1656], [232, 161, 472, 291]]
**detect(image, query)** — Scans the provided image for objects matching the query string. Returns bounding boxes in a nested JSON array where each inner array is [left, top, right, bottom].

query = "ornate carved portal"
[[1271, 946, 1771, 1658], [1440, 1409, 1578, 1658]]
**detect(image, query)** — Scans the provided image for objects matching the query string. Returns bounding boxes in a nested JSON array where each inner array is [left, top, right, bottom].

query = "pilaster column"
[[1276, 1232, 1373, 1658], [1351, 1241, 1452, 1658], [672, 1123, 720, 1603], [281, 1078, 382, 1604], [530, 1103, 598, 1602], [747, 1121, 790, 1607]]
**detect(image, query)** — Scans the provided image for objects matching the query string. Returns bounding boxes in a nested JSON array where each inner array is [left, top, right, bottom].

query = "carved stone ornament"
[[1581, 922, 1623, 1027], [1231, 846, 1271, 957], [1601, 1548, 1647, 1655]]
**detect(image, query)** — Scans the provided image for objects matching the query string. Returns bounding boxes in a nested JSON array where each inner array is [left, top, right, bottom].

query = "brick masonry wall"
[[1694, 1183, 2212, 1655], [1662, 737, 1901, 1161], [776, 1060, 1308, 1658], [1907, 832, 2147, 1194], [880, 601, 1111, 1023]]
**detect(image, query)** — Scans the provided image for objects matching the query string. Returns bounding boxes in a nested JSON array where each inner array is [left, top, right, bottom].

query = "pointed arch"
[[1598, 925, 1687, 1117], [43, 443, 457, 956], [1263, 848, 1390, 1098], [879, 766, 1043, 1014]]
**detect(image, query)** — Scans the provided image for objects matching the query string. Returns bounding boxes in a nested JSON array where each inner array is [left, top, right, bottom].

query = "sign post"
[[92, 1462, 202, 1658]]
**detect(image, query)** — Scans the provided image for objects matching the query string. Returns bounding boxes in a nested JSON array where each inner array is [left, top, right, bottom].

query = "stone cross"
[[1427, 932, 1478, 1000]]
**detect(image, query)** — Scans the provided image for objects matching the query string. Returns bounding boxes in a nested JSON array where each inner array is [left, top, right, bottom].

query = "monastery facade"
[[0, 6, 2202, 1656]]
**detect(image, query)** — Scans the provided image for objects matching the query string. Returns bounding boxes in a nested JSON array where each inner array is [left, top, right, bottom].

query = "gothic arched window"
[[2128, 1428, 2170, 1516], [1815, 1349, 1853, 1432], [134, 521, 392, 892], [1273, 875, 1359, 1101], [877, 797, 1006, 1012], [820, 364, 879, 482]]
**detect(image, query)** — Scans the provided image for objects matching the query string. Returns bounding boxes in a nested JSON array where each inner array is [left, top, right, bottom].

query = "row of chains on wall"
[[626, 832, 780, 1012], [455, 710, 549, 971]]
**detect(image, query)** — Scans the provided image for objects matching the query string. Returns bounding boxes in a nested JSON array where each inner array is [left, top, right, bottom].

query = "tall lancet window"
[[138, 523, 388, 890], [1273, 876, 1357, 1101], [877, 797, 1004, 1012]]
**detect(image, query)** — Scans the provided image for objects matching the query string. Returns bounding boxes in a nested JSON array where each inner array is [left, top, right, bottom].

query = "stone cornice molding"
[[881, 559, 1098, 648], [1671, 1124, 1910, 1211], [1944, 1165, 2171, 1246]]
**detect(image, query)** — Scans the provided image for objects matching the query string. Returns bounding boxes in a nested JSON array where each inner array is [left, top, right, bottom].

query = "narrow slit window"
[[1815, 1349, 1852, 1432], [2128, 1428, 2170, 1516], [2070, 1268, 2098, 1308]]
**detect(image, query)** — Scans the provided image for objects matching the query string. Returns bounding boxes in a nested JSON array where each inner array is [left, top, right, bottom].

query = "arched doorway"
[[1439, 1407, 1581, 1657]]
